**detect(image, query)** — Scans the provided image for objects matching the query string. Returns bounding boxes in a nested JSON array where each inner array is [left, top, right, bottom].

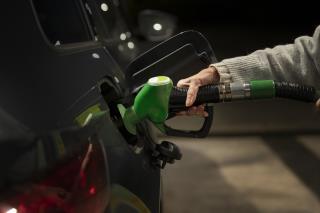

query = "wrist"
[[210, 62, 232, 83], [208, 64, 220, 83]]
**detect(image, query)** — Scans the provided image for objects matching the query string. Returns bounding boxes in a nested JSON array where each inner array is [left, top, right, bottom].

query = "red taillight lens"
[[0, 135, 110, 213]]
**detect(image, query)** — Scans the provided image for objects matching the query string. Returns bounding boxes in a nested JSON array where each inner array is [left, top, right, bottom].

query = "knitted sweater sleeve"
[[213, 25, 320, 89]]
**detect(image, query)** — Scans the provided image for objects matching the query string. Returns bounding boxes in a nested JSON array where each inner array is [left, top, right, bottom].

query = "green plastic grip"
[[250, 80, 275, 99], [123, 76, 173, 134]]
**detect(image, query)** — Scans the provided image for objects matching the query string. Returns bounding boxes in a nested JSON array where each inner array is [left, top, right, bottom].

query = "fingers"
[[176, 66, 218, 114], [176, 105, 209, 117], [178, 78, 201, 107], [186, 79, 201, 107], [192, 105, 209, 117], [177, 78, 190, 88]]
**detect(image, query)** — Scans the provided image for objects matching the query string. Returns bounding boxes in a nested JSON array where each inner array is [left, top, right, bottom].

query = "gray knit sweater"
[[214, 25, 320, 89]]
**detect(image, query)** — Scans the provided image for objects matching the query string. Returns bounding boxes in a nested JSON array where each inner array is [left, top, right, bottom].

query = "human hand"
[[176, 66, 220, 117]]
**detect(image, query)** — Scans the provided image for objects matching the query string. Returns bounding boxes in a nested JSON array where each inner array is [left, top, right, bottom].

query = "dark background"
[[123, 0, 319, 60]]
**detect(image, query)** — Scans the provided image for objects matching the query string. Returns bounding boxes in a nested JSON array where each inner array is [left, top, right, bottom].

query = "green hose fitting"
[[250, 80, 275, 99], [123, 76, 173, 134]]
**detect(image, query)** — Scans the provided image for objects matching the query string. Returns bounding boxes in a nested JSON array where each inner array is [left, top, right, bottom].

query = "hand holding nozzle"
[[122, 75, 318, 135], [176, 66, 320, 117], [176, 66, 220, 117]]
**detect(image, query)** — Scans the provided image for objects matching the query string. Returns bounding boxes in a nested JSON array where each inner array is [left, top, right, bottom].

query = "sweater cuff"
[[210, 62, 232, 83], [220, 54, 267, 82]]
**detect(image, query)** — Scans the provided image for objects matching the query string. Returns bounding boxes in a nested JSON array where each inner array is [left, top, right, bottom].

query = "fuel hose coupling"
[[219, 80, 317, 102], [220, 80, 275, 101]]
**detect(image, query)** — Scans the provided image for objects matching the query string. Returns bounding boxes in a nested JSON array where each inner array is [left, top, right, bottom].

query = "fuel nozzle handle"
[[122, 77, 318, 135]]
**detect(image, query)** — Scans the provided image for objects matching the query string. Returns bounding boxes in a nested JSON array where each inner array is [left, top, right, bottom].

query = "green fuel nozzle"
[[122, 76, 173, 134], [121, 76, 317, 135]]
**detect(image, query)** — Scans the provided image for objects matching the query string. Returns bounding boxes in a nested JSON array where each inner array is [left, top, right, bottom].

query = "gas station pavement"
[[162, 135, 320, 213]]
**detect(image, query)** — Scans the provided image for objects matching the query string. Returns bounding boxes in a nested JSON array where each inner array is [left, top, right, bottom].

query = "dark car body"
[[0, 1, 161, 212]]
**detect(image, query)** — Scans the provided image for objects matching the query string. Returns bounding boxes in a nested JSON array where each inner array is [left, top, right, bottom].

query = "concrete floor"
[[162, 135, 320, 213]]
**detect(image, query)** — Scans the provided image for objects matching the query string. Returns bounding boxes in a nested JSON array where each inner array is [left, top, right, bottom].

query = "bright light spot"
[[89, 186, 96, 195], [6, 208, 17, 213], [114, 76, 120, 83], [148, 76, 170, 86], [101, 3, 108, 12], [153, 23, 162, 31], [55, 40, 61, 46], [127, 41, 135, 49], [120, 33, 126, 41], [92, 53, 100, 59], [83, 113, 93, 127]]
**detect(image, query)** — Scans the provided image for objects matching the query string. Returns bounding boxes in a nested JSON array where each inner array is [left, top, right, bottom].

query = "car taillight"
[[0, 135, 110, 213]]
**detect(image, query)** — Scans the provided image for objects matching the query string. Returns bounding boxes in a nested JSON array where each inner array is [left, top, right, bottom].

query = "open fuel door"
[[126, 31, 217, 138]]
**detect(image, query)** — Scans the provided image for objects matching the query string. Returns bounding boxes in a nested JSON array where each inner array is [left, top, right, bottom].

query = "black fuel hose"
[[169, 81, 318, 106], [274, 82, 317, 102]]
